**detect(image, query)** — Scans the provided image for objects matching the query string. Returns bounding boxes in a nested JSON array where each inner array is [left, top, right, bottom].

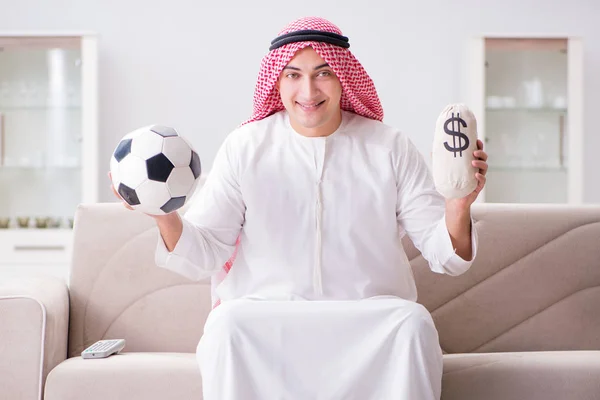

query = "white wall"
[[1, 0, 599, 203]]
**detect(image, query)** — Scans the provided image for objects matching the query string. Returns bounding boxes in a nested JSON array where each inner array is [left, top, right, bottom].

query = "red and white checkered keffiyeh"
[[242, 16, 384, 125], [213, 17, 383, 307]]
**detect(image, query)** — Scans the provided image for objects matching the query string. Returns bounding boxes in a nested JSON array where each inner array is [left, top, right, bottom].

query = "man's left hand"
[[446, 139, 488, 212]]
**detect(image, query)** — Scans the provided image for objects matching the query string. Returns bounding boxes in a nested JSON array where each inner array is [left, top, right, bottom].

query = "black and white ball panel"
[[113, 138, 132, 162], [131, 129, 164, 160], [163, 136, 193, 167], [117, 154, 147, 189], [146, 153, 174, 183], [150, 125, 178, 138], [167, 167, 196, 197], [190, 151, 201, 179], [135, 179, 173, 213], [161, 197, 187, 214], [118, 183, 140, 206]]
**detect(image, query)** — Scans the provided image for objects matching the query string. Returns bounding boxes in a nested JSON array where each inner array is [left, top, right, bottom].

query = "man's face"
[[276, 47, 343, 137]]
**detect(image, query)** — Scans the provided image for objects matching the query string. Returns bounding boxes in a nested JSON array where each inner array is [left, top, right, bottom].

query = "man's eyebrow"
[[283, 63, 330, 71]]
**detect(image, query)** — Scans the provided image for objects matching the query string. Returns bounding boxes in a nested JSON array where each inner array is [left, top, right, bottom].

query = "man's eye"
[[286, 73, 298, 79], [318, 71, 332, 77]]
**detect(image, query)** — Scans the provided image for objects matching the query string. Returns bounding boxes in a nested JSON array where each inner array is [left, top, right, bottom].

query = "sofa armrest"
[[0, 275, 69, 400]]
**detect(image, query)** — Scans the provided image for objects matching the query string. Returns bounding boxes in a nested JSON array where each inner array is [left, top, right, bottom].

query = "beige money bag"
[[432, 103, 479, 199]]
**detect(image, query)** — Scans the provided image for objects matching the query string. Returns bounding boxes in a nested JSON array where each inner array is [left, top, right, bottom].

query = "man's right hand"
[[108, 171, 183, 251]]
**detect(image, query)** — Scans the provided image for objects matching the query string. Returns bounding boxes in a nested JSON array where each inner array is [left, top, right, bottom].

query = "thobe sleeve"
[[394, 132, 478, 276], [154, 133, 244, 281]]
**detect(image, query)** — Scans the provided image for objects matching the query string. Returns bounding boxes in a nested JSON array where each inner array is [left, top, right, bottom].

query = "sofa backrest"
[[67, 191, 600, 357], [407, 203, 600, 354]]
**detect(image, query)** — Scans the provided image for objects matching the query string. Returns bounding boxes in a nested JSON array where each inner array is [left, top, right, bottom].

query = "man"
[[126, 16, 487, 400]]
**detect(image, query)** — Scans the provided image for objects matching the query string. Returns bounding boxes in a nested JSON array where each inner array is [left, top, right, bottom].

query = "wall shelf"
[[465, 35, 583, 204], [0, 32, 98, 281]]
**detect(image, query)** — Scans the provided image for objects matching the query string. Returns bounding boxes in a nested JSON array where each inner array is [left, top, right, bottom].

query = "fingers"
[[474, 150, 488, 162], [471, 140, 487, 196], [472, 159, 488, 176], [110, 183, 120, 199], [475, 172, 486, 192], [474, 140, 488, 162], [108, 172, 120, 199], [473, 141, 488, 193]]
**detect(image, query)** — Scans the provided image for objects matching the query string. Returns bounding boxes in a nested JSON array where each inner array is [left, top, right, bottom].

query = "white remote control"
[[81, 339, 126, 359]]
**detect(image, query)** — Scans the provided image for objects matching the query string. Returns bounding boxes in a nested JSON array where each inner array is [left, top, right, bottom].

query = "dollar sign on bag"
[[443, 112, 470, 157]]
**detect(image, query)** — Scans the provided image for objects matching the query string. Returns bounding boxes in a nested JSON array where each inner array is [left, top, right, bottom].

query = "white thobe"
[[155, 110, 478, 400]]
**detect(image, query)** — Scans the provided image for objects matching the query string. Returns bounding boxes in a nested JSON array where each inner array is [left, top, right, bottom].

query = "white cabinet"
[[0, 33, 98, 281], [0, 229, 72, 281], [465, 37, 583, 204]]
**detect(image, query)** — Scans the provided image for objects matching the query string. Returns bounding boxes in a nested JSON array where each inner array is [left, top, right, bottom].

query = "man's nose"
[[300, 77, 319, 99]]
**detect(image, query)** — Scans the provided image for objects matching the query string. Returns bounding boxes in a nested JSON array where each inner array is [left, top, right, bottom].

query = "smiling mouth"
[[297, 100, 325, 110]]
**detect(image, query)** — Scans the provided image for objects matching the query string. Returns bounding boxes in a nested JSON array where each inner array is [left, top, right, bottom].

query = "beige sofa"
[[1, 201, 600, 400]]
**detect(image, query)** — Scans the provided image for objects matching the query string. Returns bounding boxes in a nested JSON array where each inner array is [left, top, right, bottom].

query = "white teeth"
[[298, 102, 322, 109]]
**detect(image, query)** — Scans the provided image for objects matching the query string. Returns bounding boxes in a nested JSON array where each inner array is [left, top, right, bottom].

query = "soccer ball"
[[109, 125, 201, 215]]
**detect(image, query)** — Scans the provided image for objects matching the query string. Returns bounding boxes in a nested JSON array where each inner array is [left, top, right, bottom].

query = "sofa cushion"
[[44, 350, 600, 400], [442, 351, 600, 400], [44, 353, 202, 400]]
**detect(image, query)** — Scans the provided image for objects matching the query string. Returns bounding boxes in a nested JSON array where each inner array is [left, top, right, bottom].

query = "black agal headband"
[[269, 29, 350, 51]]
